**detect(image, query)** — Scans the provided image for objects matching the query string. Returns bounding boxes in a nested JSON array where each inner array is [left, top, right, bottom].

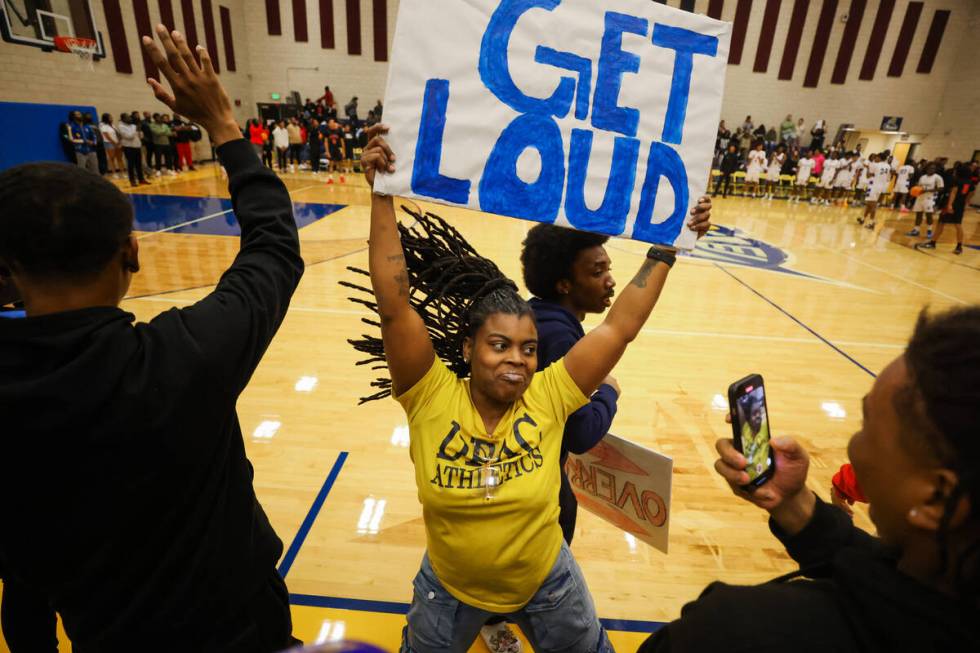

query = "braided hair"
[[341, 206, 533, 404], [895, 306, 980, 599]]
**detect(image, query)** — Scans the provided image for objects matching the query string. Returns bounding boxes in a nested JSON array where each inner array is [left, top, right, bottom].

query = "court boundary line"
[[278, 451, 349, 579], [288, 593, 666, 634], [135, 184, 324, 239], [716, 264, 878, 378]]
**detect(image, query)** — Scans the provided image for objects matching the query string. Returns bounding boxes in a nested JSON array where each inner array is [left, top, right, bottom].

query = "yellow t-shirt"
[[395, 356, 588, 612], [741, 419, 771, 481]]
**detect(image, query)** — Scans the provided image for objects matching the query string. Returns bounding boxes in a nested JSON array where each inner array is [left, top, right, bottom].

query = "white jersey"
[[855, 160, 870, 188], [768, 152, 785, 179], [796, 157, 815, 184], [894, 165, 914, 193], [747, 150, 767, 173], [912, 173, 945, 212], [820, 158, 839, 185], [835, 160, 855, 187], [869, 161, 892, 190]]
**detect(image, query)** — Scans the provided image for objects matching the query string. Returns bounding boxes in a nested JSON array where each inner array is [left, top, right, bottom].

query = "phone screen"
[[733, 382, 773, 483]]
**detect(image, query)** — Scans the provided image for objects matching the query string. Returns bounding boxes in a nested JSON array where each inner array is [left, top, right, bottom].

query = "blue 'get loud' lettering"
[[410, 0, 718, 243]]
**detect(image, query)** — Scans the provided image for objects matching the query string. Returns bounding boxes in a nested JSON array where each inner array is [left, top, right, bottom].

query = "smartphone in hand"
[[728, 374, 775, 489]]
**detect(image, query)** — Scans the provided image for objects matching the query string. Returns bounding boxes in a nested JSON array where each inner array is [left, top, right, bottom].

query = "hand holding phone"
[[727, 374, 776, 488]]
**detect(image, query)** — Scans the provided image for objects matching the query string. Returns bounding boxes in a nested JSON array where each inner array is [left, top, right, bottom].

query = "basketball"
[[910, 185, 923, 197]]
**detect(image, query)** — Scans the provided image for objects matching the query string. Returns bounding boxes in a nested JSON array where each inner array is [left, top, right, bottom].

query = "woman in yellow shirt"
[[355, 125, 710, 653]]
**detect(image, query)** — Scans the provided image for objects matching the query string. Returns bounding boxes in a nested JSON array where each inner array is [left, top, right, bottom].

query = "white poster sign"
[[375, 0, 731, 249], [564, 433, 672, 553]]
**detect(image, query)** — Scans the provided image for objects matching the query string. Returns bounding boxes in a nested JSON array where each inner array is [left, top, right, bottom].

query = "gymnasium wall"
[[0, 0, 254, 147], [242, 0, 398, 117]]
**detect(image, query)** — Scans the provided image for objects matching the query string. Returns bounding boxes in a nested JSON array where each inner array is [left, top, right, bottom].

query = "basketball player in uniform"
[[765, 145, 786, 201], [907, 163, 944, 238], [892, 159, 915, 212], [745, 142, 766, 199], [792, 151, 815, 203], [817, 154, 838, 206], [860, 154, 893, 229], [833, 153, 855, 206]]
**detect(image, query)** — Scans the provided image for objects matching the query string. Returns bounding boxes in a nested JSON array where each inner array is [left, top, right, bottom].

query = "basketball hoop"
[[54, 36, 98, 71]]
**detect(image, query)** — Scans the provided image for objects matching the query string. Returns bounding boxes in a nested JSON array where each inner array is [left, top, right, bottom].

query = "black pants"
[[0, 576, 58, 653], [288, 144, 302, 164], [73, 571, 299, 653], [262, 147, 273, 168], [276, 148, 288, 171], [144, 142, 155, 168], [153, 145, 172, 170], [714, 173, 733, 197], [124, 147, 146, 185], [309, 148, 321, 173]]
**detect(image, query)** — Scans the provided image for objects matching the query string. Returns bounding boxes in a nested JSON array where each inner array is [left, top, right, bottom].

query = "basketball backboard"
[[0, 0, 104, 57]]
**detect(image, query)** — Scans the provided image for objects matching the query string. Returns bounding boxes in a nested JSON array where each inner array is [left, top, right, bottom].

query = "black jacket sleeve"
[[146, 138, 304, 394], [770, 495, 879, 573]]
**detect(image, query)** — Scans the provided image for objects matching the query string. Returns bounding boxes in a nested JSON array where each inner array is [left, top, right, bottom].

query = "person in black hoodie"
[[639, 305, 980, 652], [713, 144, 740, 198], [0, 25, 303, 653]]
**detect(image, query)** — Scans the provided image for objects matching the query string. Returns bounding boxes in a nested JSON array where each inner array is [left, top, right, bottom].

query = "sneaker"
[[905, 228, 920, 236], [139, 180, 152, 186], [339, 175, 346, 183], [954, 245, 963, 255], [915, 241, 936, 250], [326, 177, 334, 184], [900, 206, 910, 213], [481, 623, 522, 653], [154, 170, 161, 177], [927, 229, 933, 238], [857, 217, 864, 225], [865, 221, 875, 230]]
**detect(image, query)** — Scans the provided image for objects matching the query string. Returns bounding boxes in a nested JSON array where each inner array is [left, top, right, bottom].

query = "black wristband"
[[646, 246, 676, 268]]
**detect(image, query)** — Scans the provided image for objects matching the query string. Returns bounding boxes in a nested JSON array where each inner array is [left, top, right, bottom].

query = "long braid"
[[341, 206, 530, 404]]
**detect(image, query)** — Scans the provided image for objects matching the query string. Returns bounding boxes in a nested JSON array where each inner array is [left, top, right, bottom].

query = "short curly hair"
[[520, 224, 609, 301]]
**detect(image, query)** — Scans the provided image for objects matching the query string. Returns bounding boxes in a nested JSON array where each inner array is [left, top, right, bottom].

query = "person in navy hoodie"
[[479, 211, 712, 653]]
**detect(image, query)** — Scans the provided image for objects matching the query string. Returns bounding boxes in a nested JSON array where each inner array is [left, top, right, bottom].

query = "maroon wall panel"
[[201, 0, 220, 72], [707, 0, 724, 20], [101, 0, 132, 73], [859, 0, 894, 80], [803, 0, 839, 87], [830, 0, 866, 83], [132, 0, 158, 79], [181, 0, 199, 49], [372, 0, 386, 61], [888, 2, 922, 77], [292, 0, 308, 41], [265, 0, 282, 36], [319, 0, 335, 48], [729, 0, 752, 64], [158, 0, 175, 31], [778, 0, 809, 80], [753, 0, 782, 73], [916, 9, 950, 74], [346, 0, 362, 55], [220, 5, 236, 71]]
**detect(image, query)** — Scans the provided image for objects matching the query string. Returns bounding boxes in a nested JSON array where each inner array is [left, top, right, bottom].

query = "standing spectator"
[[68, 111, 98, 173], [246, 119, 265, 160], [810, 120, 826, 151], [149, 113, 174, 176], [780, 114, 796, 147], [742, 114, 754, 133], [307, 117, 323, 175], [317, 85, 336, 109], [738, 127, 752, 158], [117, 113, 149, 187], [87, 113, 108, 175], [373, 99, 383, 119], [261, 121, 274, 169], [272, 120, 290, 173], [172, 117, 197, 172], [342, 123, 356, 174], [59, 112, 77, 164], [99, 114, 124, 179], [716, 120, 731, 154], [165, 114, 179, 174], [286, 118, 303, 172], [765, 125, 778, 154], [365, 110, 379, 127], [796, 117, 806, 148], [713, 144, 739, 198], [140, 111, 155, 171], [344, 97, 359, 125]]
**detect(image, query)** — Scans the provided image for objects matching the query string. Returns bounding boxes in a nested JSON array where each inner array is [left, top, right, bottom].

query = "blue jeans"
[[401, 542, 613, 653]]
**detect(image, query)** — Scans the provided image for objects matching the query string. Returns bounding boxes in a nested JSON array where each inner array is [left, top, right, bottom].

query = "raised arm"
[[361, 126, 435, 395], [563, 198, 711, 396]]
